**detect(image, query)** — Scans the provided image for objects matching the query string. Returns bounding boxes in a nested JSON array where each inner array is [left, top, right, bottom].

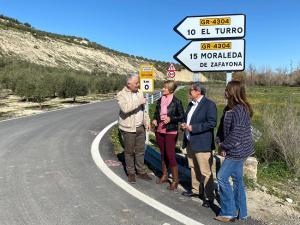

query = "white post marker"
[[139, 64, 154, 144], [145, 93, 149, 144], [174, 14, 245, 40], [193, 73, 200, 82], [174, 39, 245, 72], [226, 72, 232, 84]]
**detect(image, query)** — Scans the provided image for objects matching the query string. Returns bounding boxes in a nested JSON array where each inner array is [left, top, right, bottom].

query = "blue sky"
[[0, 0, 300, 71]]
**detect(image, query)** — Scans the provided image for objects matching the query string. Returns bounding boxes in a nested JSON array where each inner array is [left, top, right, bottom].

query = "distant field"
[[170, 84, 300, 134]]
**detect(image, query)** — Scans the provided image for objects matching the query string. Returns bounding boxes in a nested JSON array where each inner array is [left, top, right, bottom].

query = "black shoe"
[[137, 173, 152, 181], [182, 190, 199, 198], [202, 199, 214, 208]]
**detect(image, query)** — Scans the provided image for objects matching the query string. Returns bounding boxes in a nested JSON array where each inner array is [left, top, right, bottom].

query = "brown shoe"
[[128, 174, 136, 183], [137, 173, 152, 181], [167, 166, 178, 191], [214, 216, 236, 222], [156, 162, 168, 184]]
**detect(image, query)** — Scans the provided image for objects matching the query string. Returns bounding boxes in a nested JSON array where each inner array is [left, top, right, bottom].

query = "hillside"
[[0, 15, 176, 77]]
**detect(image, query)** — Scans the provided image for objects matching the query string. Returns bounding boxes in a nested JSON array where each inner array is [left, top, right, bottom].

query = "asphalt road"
[[0, 100, 263, 225]]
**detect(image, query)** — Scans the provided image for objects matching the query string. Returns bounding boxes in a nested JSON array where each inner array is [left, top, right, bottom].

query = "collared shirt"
[[185, 96, 203, 140], [132, 92, 144, 127]]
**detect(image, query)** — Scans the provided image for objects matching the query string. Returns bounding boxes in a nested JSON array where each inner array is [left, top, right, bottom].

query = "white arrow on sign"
[[174, 39, 245, 72], [174, 14, 245, 40]]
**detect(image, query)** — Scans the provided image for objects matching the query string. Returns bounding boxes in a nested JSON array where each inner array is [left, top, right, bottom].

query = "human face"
[[162, 85, 171, 96], [189, 87, 201, 101], [127, 76, 140, 92]]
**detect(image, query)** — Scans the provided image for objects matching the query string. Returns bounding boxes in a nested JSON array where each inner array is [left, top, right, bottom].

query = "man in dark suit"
[[181, 82, 217, 207]]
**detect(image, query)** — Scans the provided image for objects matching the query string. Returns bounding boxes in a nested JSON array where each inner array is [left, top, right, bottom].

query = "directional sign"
[[174, 14, 245, 40], [174, 39, 245, 72]]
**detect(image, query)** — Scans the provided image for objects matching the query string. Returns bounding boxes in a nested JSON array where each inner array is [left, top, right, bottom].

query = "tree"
[[57, 75, 88, 102]]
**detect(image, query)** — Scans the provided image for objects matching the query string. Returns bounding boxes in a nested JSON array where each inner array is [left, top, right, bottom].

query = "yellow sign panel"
[[139, 64, 154, 79], [201, 42, 232, 50], [200, 17, 231, 26]]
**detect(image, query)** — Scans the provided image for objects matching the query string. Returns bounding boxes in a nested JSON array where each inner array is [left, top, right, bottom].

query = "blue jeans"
[[217, 158, 247, 219]]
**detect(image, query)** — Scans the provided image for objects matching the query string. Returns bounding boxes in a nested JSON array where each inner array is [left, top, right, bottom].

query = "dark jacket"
[[216, 104, 254, 160], [153, 95, 184, 132], [182, 97, 217, 152]]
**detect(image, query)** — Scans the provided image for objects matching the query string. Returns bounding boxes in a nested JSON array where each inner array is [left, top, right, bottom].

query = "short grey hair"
[[126, 73, 139, 84], [191, 82, 206, 95]]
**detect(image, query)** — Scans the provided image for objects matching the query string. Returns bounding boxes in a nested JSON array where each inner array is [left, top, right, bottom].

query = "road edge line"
[[91, 120, 204, 225]]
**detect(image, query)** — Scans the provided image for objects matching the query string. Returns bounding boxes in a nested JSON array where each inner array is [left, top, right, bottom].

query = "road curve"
[[0, 100, 263, 225], [0, 100, 181, 225]]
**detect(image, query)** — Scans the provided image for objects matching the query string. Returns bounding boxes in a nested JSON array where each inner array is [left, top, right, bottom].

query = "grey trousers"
[[121, 126, 146, 175]]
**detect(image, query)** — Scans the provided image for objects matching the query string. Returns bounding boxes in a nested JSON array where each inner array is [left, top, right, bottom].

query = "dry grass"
[[0, 93, 116, 121], [262, 103, 300, 176]]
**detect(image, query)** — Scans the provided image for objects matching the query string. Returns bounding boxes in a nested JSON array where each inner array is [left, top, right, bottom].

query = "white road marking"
[[91, 120, 205, 225]]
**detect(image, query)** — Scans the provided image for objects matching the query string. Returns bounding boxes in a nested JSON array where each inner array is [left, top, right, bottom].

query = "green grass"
[[148, 85, 299, 195], [110, 126, 123, 155]]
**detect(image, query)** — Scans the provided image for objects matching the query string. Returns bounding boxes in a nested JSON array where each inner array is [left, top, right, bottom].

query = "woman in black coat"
[[152, 80, 184, 190]]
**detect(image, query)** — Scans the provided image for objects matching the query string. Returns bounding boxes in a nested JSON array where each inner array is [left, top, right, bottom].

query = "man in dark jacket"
[[181, 82, 217, 207]]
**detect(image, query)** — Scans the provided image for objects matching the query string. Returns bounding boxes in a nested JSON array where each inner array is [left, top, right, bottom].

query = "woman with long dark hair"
[[215, 81, 254, 222]]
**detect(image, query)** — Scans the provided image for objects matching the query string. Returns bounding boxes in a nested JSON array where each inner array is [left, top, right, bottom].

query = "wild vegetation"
[[0, 14, 181, 71], [0, 57, 126, 107]]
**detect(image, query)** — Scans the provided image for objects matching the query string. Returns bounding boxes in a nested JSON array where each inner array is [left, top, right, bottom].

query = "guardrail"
[[145, 91, 162, 104]]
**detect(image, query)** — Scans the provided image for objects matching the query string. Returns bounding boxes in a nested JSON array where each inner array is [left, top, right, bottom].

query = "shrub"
[[261, 103, 300, 176]]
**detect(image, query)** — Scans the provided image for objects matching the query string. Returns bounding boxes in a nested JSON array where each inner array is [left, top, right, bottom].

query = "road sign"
[[139, 64, 154, 92], [174, 39, 245, 72], [167, 63, 176, 78], [167, 71, 176, 78], [174, 14, 245, 40], [139, 64, 154, 79], [140, 78, 154, 92], [167, 63, 176, 72]]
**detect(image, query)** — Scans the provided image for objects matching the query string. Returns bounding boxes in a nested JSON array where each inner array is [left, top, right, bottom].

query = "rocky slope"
[[0, 17, 165, 77]]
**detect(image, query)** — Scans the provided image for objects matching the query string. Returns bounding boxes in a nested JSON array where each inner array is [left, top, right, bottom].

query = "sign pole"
[[139, 64, 154, 145], [226, 72, 232, 85], [145, 92, 149, 144], [193, 73, 199, 82]]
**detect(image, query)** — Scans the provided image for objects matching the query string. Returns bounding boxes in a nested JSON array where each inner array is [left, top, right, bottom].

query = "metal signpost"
[[174, 14, 246, 84], [139, 64, 154, 144]]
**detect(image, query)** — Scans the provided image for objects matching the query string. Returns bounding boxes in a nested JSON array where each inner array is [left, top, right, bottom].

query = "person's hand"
[[152, 120, 158, 127], [218, 146, 226, 157], [220, 151, 226, 157], [163, 116, 171, 124], [180, 123, 186, 128], [180, 123, 187, 130], [146, 124, 151, 131], [186, 125, 192, 132], [140, 97, 147, 105]]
